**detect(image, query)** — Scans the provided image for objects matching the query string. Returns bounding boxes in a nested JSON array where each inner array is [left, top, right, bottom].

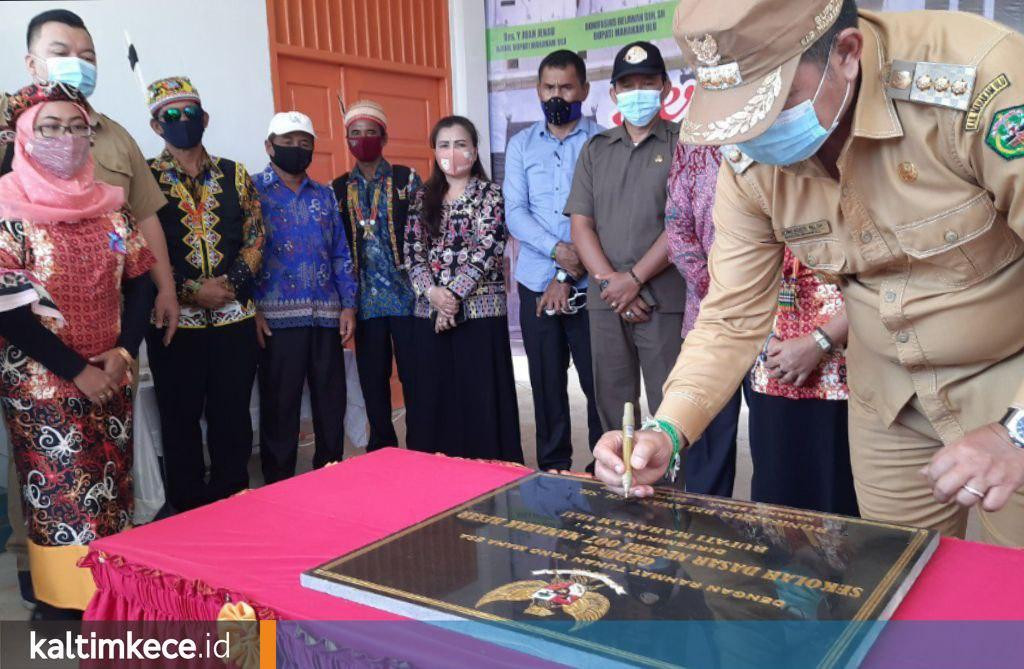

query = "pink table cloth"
[[81, 448, 1024, 665]]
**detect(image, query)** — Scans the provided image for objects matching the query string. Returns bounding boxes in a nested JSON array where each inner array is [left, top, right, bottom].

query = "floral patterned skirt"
[[4, 387, 134, 548]]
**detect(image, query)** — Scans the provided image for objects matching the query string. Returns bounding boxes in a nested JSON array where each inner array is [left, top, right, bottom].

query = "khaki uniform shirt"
[[0, 94, 166, 221], [660, 10, 1024, 446], [564, 117, 686, 312]]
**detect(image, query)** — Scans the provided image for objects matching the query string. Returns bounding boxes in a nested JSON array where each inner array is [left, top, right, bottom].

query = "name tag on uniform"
[[782, 220, 831, 242]]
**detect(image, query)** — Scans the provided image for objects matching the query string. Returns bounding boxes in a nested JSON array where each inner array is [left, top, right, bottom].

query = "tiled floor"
[[0, 347, 978, 619]]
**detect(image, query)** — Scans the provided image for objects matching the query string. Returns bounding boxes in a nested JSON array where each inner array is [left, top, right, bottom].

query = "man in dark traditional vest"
[[332, 100, 422, 451], [144, 76, 264, 513]]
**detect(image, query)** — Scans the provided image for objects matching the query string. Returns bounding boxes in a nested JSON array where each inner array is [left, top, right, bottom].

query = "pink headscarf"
[[0, 102, 124, 223]]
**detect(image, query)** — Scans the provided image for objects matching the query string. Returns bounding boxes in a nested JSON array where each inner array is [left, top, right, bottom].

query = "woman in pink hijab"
[[0, 84, 155, 619]]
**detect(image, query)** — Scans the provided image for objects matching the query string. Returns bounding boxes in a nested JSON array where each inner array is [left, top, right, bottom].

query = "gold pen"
[[622, 402, 634, 498]]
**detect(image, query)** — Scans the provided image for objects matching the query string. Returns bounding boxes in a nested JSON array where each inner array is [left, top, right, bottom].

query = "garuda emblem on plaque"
[[476, 570, 624, 629]]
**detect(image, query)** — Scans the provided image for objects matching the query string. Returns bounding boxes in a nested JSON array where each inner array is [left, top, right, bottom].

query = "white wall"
[[449, 0, 492, 171], [0, 0, 277, 171]]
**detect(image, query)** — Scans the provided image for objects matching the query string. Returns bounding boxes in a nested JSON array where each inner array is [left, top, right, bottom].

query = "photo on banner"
[[484, 0, 1024, 184], [482, 0, 1024, 329]]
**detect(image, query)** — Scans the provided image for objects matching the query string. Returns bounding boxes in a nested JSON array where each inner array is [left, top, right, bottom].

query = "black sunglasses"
[[160, 105, 202, 123]]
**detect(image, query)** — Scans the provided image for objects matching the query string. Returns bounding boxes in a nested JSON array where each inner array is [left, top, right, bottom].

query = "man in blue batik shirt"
[[253, 111, 358, 484], [504, 50, 603, 472], [331, 100, 422, 452]]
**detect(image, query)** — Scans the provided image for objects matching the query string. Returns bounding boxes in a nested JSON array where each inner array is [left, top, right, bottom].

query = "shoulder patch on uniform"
[[886, 59, 976, 112], [721, 145, 754, 174], [985, 106, 1024, 160], [965, 74, 1011, 132]]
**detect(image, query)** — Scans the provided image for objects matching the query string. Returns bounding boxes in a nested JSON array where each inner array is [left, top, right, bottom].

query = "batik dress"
[[0, 205, 154, 608]]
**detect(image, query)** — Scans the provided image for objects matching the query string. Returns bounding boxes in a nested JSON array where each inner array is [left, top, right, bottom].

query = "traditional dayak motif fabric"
[[0, 202, 154, 548], [404, 177, 508, 320], [145, 76, 201, 115], [348, 160, 418, 319], [750, 248, 848, 401], [6, 389, 135, 547], [252, 165, 357, 329], [1, 83, 83, 143], [0, 207, 153, 400], [664, 143, 722, 337], [149, 150, 263, 329]]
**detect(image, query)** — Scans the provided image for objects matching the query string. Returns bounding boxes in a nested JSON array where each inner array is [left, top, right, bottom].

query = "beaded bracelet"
[[641, 417, 683, 483]]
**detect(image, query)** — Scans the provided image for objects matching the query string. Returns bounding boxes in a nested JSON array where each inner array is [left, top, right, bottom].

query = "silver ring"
[[962, 484, 986, 499], [625, 310, 635, 319], [611, 302, 618, 309]]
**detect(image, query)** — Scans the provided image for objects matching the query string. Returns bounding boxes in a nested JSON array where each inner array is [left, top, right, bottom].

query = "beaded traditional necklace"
[[347, 176, 392, 240]]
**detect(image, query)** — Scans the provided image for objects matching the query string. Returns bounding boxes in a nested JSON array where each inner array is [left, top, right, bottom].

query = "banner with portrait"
[[485, 0, 1024, 182]]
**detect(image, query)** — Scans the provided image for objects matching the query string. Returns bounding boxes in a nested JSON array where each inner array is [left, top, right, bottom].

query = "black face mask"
[[159, 116, 205, 149], [541, 97, 583, 126], [270, 144, 313, 175]]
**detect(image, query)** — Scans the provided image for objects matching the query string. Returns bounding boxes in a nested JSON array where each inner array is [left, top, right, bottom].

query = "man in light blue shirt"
[[504, 50, 603, 471]]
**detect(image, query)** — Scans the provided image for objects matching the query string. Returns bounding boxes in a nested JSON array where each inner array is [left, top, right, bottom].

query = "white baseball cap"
[[267, 111, 316, 139]]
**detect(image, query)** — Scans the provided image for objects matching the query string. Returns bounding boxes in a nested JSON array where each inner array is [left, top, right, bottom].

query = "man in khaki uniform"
[[1, 9, 179, 608], [566, 41, 686, 436], [594, 0, 1024, 547]]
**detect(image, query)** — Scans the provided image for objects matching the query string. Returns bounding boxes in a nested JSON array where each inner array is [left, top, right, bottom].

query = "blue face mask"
[[39, 56, 98, 97], [615, 89, 663, 127], [736, 60, 850, 167]]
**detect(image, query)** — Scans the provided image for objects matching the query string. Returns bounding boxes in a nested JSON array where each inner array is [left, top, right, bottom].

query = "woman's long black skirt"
[[406, 316, 523, 463]]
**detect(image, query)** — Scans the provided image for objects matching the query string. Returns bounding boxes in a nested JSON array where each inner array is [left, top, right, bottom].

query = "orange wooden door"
[[266, 0, 452, 185]]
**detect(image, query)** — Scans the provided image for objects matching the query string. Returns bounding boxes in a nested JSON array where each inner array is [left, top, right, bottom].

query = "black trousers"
[[684, 386, 742, 497], [517, 284, 602, 471], [258, 326, 346, 484], [745, 377, 859, 516], [147, 319, 258, 512], [354, 316, 416, 451]]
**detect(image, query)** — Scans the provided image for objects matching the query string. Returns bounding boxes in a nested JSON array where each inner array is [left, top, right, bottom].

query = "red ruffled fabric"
[[81, 551, 278, 621], [80, 449, 530, 622]]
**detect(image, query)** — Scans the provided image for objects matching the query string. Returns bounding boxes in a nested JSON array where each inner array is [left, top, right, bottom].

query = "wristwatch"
[[811, 327, 834, 353], [1000, 407, 1024, 449], [555, 268, 576, 285]]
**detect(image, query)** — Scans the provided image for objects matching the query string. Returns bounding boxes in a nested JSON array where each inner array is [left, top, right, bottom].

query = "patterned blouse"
[[0, 205, 154, 402], [750, 248, 849, 401], [404, 177, 508, 320], [665, 143, 722, 337]]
